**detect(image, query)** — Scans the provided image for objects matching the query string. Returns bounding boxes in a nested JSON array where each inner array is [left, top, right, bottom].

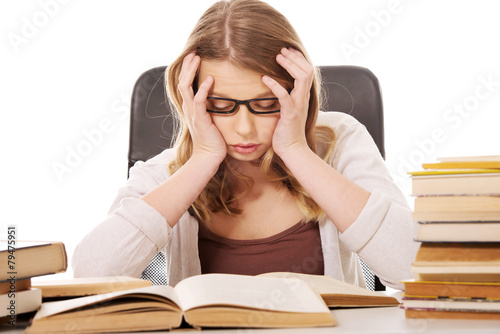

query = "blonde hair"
[[166, 0, 335, 222]]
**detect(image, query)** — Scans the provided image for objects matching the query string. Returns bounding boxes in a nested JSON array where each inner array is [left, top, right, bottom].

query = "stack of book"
[[402, 155, 500, 320], [1, 241, 67, 325]]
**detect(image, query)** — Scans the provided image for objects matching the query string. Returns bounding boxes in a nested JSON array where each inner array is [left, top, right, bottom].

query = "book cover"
[[422, 161, 500, 170]]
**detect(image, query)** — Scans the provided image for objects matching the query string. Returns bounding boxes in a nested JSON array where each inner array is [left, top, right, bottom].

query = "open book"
[[260, 272, 399, 307], [25, 273, 336, 333]]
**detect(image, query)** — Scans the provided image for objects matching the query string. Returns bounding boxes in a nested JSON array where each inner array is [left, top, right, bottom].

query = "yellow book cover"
[[408, 169, 500, 176], [421, 155, 500, 170]]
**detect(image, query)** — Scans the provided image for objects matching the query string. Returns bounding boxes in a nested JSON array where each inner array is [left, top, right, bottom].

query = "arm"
[[328, 116, 419, 288], [73, 53, 226, 277], [263, 48, 369, 232], [278, 146, 369, 233], [143, 53, 226, 227], [72, 152, 177, 278], [263, 48, 418, 287]]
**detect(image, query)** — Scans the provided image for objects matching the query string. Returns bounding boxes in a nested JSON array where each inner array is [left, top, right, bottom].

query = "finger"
[[276, 48, 313, 93], [281, 47, 311, 74], [261, 75, 294, 113], [178, 53, 201, 99], [193, 75, 214, 117]]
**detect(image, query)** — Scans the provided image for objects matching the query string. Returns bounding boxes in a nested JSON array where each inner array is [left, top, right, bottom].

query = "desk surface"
[[4, 306, 500, 334]]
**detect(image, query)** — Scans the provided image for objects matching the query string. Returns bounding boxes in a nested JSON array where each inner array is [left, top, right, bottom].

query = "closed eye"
[[251, 100, 280, 110], [206, 99, 234, 111]]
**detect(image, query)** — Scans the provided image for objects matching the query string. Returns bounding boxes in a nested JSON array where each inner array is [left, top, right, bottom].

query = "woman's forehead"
[[198, 60, 273, 98]]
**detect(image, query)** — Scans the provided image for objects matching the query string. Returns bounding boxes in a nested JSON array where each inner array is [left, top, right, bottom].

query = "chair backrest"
[[129, 65, 386, 290]]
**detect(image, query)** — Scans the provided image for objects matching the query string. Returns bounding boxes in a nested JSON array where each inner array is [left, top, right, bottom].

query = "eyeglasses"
[[206, 96, 281, 114]]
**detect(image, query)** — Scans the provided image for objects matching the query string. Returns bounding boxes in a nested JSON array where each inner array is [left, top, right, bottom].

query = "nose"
[[232, 104, 256, 137]]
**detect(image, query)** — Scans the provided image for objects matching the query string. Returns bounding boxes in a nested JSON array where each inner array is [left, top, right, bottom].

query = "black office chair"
[[129, 65, 385, 290]]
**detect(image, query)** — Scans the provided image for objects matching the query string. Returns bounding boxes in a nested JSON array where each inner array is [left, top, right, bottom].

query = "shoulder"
[[316, 111, 365, 134], [316, 111, 382, 169], [316, 111, 372, 151], [128, 147, 178, 184]]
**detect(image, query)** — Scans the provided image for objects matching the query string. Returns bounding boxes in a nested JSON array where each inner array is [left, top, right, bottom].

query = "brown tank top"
[[198, 220, 324, 276]]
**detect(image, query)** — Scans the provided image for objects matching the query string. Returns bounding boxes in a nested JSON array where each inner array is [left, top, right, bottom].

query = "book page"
[[260, 272, 386, 297], [174, 273, 329, 313], [34, 285, 181, 319]]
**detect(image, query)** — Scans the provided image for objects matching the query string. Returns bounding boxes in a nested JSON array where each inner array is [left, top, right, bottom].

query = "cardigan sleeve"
[[319, 112, 420, 289], [72, 150, 175, 278]]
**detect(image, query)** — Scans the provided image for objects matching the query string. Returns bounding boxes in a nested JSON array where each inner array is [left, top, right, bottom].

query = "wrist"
[[189, 151, 225, 175], [277, 144, 315, 167]]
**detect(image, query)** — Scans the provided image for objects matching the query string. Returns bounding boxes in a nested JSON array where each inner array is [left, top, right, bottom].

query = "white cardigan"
[[72, 111, 420, 289]]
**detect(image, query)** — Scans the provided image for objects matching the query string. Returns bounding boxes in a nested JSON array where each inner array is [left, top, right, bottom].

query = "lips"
[[231, 143, 260, 154]]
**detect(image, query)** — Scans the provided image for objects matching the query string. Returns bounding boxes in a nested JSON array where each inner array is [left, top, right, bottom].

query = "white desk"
[[4, 306, 500, 333], [175, 307, 500, 334]]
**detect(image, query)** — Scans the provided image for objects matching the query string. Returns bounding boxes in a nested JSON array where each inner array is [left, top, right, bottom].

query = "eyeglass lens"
[[206, 97, 281, 114]]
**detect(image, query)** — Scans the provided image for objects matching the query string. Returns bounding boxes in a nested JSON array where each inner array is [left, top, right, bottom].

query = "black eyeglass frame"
[[205, 96, 281, 115]]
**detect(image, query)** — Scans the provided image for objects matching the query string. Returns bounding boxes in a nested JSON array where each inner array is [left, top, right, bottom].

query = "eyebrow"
[[210, 91, 276, 99]]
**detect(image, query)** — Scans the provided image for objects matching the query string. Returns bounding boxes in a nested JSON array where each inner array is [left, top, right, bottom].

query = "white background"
[[1, 0, 499, 279]]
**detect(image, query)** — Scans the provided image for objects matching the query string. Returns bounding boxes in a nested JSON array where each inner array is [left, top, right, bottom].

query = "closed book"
[[411, 268, 500, 283], [414, 196, 500, 213], [409, 171, 500, 196], [413, 243, 500, 266], [422, 161, 500, 169], [422, 155, 500, 170], [412, 196, 500, 222], [0, 278, 31, 295], [411, 243, 500, 282], [403, 296, 500, 312], [403, 296, 500, 320], [415, 221, 500, 242], [32, 276, 152, 299], [402, 280, 500, 299], [0, 288, 42, 318], [405, 309, 500, 320], [0, 241, 67, 281]]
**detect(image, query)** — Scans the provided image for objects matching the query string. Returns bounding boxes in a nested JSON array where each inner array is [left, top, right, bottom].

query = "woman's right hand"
[[178, 52, 227, 163]]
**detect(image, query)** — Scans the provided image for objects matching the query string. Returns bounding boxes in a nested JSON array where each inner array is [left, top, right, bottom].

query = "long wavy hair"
[[166, 0, 335, 222]]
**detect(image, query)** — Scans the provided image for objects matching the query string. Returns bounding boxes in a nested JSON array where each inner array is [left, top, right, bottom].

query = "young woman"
[[73, 0, 419, 289]]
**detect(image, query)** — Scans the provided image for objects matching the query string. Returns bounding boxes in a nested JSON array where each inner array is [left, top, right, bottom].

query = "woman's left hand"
[[262, 47, 314, 159]]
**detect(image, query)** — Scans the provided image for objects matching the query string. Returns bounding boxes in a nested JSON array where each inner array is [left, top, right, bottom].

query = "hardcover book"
[[0, 241, 67, 281]]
